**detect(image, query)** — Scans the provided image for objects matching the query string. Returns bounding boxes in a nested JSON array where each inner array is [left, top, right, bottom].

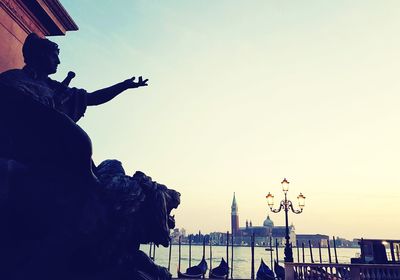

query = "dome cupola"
[[263, 215, 274, 227]]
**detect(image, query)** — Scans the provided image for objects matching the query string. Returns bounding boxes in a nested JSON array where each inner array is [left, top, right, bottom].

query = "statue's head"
[[22, 33, 60, 75]]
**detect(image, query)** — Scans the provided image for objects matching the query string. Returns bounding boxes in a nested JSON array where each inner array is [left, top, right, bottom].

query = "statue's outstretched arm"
[[86, 76, 148, 106]]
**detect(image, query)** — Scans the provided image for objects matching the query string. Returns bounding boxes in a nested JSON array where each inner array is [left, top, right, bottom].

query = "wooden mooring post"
[[178, 236, 181, 273], [308, 240, 314, 263], [270, 236, 273, 269], [327, 237, 333, 275], [231, 232, 234, 279], [327, 237, 332, 263], [189, 235, 192, 268], [318, 241, 322, 263], [209, 237, 213, 272], [251, 233, 255, 280], [168, 239, 172, 272], [226, 231, 229, 278], [333, 236, 339, 263]]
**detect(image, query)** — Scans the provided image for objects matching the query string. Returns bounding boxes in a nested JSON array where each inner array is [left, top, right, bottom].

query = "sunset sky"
[[53, 0, 400, 240]]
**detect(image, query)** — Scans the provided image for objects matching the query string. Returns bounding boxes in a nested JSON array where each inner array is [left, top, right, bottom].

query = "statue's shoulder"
[[47, 77, 62, 88], [0, 69, 27, 85], [0, 68, 24, 78]]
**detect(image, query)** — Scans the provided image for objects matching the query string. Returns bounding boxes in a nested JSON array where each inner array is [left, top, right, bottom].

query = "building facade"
[[0, 0, 78, 72], [230, 193, 296, 246], [296, 234, 329, 247]]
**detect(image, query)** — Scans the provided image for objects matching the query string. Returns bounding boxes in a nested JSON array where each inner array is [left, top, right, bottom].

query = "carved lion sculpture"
[[0, 85, 181, 280], [86, 160, 181, 279], [0, 159, 180, 280]]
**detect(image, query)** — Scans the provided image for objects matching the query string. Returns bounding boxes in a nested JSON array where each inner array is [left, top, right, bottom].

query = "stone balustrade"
[[285, 262, 400, 280]]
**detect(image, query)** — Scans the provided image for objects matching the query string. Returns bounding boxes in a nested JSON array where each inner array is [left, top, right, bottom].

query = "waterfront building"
[[170, 228, 188, 243], [209, 231, 229, 245], [230, 193, 296, 246], [170, 228, 181, 243], [296, 234, 329, 247], [271, 224, 296, 246], [335, 237, 359, 248]]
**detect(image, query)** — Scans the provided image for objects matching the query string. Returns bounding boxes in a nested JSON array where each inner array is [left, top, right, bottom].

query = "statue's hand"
[[123, 76, 148, 89]]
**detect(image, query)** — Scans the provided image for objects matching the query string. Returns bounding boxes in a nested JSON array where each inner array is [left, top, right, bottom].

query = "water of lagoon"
[[140, 244, 359, 279]]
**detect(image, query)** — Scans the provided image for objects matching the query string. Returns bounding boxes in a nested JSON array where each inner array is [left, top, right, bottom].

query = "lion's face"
[[133, 184, 180, 248], [165, 189, 180, 230], [154, 188, 180, 247]]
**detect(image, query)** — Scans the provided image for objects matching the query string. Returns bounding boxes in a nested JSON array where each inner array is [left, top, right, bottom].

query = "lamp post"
[[266, 178, 306, 262]]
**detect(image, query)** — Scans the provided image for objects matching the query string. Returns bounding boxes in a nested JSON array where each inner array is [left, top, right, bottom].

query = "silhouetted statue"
[[0, 33, 180, 280]]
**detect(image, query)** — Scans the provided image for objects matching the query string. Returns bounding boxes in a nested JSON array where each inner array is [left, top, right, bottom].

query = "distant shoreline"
[[170, 243, 358, 249]]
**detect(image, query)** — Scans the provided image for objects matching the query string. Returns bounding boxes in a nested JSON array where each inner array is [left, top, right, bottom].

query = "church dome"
[[263, 215, 274, 227]]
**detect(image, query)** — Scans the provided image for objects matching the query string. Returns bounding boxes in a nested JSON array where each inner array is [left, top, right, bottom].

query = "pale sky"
[[53, 0, 400, 240]]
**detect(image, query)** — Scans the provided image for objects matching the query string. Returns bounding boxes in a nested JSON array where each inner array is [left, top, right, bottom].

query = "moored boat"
[[177, 256, 208, 279], [177, 236, 208, 279], [256, 259, 275, 280], [274, 260, 285, 280], [209, 257, 229, 279]]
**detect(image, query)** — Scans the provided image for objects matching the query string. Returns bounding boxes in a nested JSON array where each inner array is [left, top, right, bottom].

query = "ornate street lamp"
[[266, 178, 305, 262]]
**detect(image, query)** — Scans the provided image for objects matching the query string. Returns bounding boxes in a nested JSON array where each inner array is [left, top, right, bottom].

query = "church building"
[[231, 193, 296, 246]]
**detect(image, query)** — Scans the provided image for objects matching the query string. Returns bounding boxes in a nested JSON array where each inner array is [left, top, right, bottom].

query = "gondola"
[[177, 237, 208, 279], [177, 256, 208, 279], [256, 259, 275, 280], [274, 260, 285, 280], [209, 258, 229, 279]]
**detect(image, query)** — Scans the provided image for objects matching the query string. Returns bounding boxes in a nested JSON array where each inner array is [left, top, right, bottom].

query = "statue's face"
[[40, 50, 60, 75]]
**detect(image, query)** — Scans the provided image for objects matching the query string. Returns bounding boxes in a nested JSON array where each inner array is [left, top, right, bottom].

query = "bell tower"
[[231, 192, 239, 235]]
